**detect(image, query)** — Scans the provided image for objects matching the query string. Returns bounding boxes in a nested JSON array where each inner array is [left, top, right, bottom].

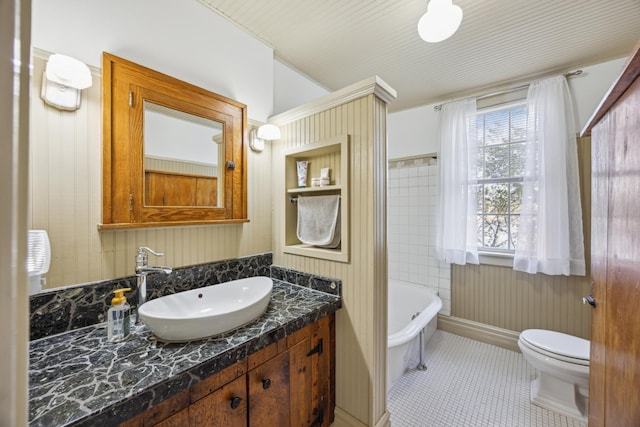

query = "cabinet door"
[[289, 327, 313, 427], [248, 350, 290, 427], [288, 314, 335, 427], [189, 375, 247, 427], [313, 315, 334, 427]]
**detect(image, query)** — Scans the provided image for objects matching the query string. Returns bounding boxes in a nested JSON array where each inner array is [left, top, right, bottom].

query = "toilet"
[[518, 329, 590, 421]]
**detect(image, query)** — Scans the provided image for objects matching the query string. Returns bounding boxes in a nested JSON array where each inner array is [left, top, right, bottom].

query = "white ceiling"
[[200, 0, 640, 112]]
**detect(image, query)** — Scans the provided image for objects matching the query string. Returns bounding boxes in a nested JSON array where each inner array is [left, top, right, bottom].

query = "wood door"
[[603, 76, 640, 426], [189, 375, 247, 427], [248, 350, 290, 427], [589, 114, 609, 426], [589, 75, 640, 427]]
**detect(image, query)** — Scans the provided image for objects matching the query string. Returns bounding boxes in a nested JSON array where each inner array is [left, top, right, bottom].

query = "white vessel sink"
[[138, 276, 273, 342]]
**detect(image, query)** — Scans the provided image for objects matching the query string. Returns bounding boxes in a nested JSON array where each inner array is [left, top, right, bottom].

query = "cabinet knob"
[[230, 396, 242, 409], [262, 378, 271, 390]]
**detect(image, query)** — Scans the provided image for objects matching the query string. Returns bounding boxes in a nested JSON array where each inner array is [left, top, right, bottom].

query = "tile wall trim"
[[388, 153, 438, 169]]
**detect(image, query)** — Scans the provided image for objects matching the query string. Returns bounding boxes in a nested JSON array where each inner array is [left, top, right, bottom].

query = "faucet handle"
[[138, 246, 164, 257]]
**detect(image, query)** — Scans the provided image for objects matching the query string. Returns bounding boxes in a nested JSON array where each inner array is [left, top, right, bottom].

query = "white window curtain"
[[514, 76, 585, 276], [436, 98, 479, 265]]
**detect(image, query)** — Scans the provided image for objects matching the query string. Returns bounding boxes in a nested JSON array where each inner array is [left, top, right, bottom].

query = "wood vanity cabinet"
[[119, 314, 335, 427]]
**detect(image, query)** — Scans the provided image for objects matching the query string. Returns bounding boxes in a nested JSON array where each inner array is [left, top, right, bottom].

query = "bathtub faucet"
[[135, 246, 172, 323]]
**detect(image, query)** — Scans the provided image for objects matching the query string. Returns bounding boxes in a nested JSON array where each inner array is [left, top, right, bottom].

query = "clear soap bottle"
[[107, 287, 131, 342]]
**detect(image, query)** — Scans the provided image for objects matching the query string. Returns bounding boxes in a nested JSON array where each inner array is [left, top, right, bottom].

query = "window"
[[475, 102, 526, 253]]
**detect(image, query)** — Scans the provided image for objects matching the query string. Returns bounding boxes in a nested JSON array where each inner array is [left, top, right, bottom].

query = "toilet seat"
[[520, 329, 589, 366]]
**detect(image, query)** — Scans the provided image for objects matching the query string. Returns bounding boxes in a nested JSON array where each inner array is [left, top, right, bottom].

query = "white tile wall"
[[388, 159, 451, 315]]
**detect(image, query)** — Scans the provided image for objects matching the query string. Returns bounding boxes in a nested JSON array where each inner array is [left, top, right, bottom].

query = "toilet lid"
[[521, 329, 590, 361]]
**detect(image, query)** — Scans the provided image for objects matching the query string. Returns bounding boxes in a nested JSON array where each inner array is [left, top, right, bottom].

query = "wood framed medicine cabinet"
[[100, 52, 247, 229]]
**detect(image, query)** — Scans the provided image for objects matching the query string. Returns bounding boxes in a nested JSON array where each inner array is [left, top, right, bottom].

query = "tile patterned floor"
[[387, 330, 587, 427]]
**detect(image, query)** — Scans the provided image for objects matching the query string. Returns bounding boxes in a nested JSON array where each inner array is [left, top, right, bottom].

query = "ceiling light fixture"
[[417, 0, 463, 43]]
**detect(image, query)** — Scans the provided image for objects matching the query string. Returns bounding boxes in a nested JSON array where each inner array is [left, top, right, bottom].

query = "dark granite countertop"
[[29, 280, 341, 427]]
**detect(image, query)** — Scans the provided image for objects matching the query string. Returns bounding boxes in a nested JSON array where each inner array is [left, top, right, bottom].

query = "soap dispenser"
[[107, 287, 132, 342]]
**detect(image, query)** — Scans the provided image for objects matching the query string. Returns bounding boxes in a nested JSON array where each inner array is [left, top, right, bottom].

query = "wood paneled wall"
[[29, 51, 272, 289], [145, 157, 218, 177], [451, 137, 592, 339], [272, 94, 389, 426]]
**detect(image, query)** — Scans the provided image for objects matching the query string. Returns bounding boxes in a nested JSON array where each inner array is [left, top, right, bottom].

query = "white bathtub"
[[387, 279, 442, 392]]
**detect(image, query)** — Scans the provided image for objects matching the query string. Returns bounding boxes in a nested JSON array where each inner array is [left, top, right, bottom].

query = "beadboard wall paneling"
[[29, 51, 272, 289], [451, 136, 592, 339], [272, 94, 389, 426], [451, 264, 591, 338], [372, 96, 389, 427]]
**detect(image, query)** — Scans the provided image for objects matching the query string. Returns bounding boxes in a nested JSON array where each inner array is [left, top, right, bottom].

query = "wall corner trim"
[[269, 75, 397, 126]]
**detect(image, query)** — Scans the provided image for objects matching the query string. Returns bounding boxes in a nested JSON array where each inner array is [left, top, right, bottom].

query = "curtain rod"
[[433, 70, 583, 111]]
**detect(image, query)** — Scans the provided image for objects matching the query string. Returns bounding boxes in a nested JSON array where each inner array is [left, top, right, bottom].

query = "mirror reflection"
[[143, 101, 224, 207]]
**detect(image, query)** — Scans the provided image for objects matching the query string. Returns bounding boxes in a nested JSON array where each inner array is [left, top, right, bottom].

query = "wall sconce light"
[[250, 124, 281, 152], [417, 0, 463, 43], [41, 54, 93, 111]]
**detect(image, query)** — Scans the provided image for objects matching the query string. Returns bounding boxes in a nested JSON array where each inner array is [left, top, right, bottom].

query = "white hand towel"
[[296, 195, 341, 248]]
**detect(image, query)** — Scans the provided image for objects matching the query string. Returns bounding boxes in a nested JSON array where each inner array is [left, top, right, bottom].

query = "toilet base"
[[530, 371, 588, 422]]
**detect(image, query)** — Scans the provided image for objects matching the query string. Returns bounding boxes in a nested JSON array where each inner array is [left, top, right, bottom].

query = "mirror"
[[101, 52, 247, 228], [143, 101, 224, 207]]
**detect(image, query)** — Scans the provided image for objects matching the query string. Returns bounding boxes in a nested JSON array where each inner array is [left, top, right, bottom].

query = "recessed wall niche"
[[283, 135, 349, 262]]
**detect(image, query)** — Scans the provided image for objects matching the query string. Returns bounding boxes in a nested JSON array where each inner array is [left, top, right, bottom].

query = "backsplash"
[[270, 265, 342, 296], [30, 253, 272, 340], [29, 254, 343, 341]]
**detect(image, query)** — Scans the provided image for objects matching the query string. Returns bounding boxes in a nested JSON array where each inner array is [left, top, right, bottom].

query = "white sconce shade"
[[41, 54, 93, 111], [250, 124, 281, 152], [257, 124, 281, 140], [418, 0, 463, 43]]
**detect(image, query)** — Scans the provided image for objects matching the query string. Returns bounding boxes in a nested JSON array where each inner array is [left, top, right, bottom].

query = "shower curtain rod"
[[433, 69, 583, 111]]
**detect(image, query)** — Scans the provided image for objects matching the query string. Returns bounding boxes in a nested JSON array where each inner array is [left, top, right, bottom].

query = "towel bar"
[[290, 195, 341, 204]]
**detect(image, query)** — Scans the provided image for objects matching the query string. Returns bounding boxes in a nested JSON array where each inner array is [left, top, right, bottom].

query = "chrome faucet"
[[135, 246, 172, 323]]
